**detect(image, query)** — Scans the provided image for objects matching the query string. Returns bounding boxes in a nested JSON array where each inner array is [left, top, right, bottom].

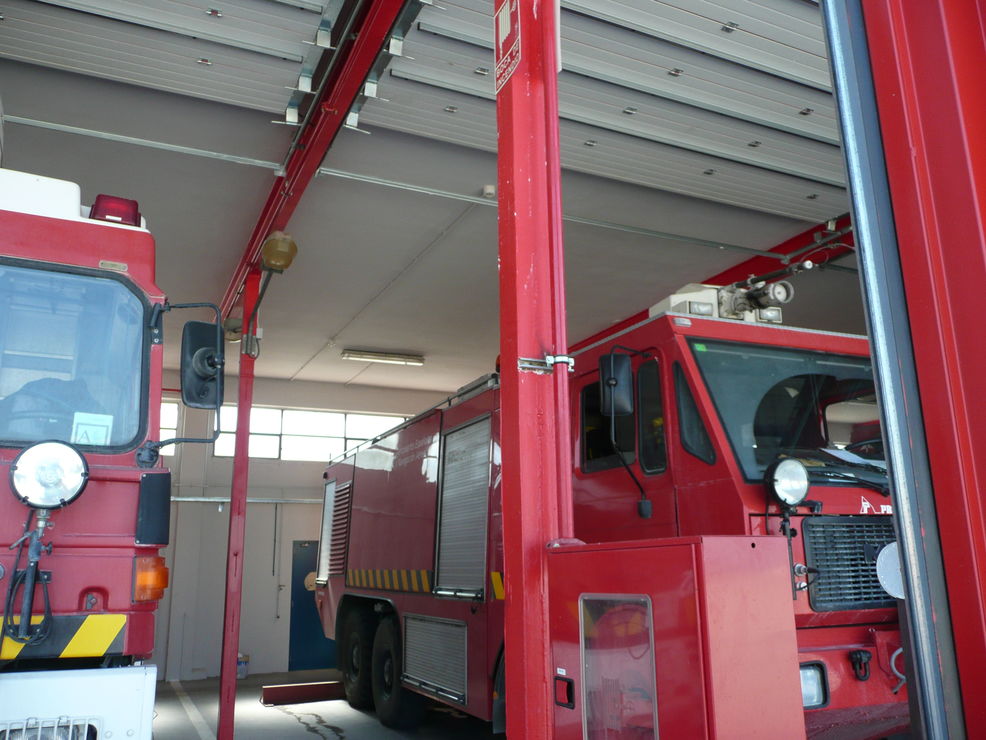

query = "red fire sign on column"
[[494, 0, 521, 93]]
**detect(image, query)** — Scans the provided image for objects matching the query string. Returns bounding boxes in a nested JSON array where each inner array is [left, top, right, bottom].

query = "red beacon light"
[[89, 194, 141, 226]]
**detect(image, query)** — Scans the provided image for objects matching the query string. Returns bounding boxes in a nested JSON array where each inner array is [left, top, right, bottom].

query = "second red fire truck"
[[0, 167, 224, 739], [314, 279, 909, 738]]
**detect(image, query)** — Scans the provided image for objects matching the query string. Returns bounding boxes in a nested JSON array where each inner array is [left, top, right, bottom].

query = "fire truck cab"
[[0, 168, 223, 739], [315, 281, 908, 738]]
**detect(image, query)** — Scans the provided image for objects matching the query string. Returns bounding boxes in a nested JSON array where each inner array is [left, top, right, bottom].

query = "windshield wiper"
[[808, 469, 890, 497]]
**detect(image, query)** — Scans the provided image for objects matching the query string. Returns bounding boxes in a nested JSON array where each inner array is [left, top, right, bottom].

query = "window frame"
[[637, 358, 667, 475], [212, 404, 406, 462], [674, 362, 716, 466], [580, 377, 636, 474], [159, 399, 180, 457]]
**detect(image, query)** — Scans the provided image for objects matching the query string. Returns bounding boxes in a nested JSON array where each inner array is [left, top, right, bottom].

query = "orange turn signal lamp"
[[134, 556, 169, 602]]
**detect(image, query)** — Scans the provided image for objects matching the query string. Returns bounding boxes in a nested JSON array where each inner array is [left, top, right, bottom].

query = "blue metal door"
[[288, 540, 335, 671]]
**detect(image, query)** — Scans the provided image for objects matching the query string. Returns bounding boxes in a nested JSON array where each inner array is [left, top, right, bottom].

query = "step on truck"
[[0, 168, 225, 740], [314, 280, 909, 739]]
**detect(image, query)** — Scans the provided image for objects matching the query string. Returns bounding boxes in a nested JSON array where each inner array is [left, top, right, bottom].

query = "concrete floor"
[[153, 669, 496, 739]]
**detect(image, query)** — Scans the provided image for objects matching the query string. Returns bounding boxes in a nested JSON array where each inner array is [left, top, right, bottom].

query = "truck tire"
[[371, 617, 425, 730], [340, 608, 375, 709]]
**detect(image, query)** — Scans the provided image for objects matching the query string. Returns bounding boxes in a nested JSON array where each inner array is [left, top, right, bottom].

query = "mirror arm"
[[603, 346, 652, 519], [609, 345, 651, 359], [149, 301, 168, 330], [137, 302, 226, 468], [608, 409, 651, 519]]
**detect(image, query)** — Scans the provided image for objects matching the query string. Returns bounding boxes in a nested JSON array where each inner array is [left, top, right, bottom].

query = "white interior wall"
[[153, 371, 447, 680]]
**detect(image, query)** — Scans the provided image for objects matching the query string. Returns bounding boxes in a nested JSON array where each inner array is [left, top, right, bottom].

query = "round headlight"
[[10, 441, 89, 509], [766, 458, 810, 507]]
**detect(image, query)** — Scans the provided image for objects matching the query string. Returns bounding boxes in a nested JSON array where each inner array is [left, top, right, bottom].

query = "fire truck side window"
[[674, 363, 716, 465], [637, 359, 666, 474], [581, 382, 635, 473]]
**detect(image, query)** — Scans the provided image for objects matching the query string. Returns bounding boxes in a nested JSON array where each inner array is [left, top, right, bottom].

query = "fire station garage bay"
[[0, 1, 981, 739]]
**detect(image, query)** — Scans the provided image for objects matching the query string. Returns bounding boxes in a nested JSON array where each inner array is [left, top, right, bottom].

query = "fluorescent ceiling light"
[[341, 349, 425, 366]]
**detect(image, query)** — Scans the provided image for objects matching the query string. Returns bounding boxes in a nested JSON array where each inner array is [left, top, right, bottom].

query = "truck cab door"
[[572, 353, 677, 542]]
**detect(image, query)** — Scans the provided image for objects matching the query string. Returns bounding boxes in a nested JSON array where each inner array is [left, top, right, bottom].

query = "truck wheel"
[[371, 617, 425, 729], [340, 608, 375, 709]]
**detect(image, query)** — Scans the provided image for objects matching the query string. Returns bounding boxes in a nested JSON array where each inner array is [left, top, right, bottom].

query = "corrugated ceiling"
[[0, 0, 859, 391], [2, 0, 844, 221]]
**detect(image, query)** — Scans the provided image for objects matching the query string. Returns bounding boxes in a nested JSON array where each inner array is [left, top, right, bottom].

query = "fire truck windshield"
[[0, 262, 146, 449], [688, 338, 884, 482]]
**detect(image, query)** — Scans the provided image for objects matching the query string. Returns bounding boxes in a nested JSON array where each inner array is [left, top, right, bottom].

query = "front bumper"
[[0, 664, 156, 739]]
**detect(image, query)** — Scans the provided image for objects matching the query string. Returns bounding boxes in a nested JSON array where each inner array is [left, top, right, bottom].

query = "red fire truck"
[[0, 168, 224, 738], [314, 280, 909, 738]]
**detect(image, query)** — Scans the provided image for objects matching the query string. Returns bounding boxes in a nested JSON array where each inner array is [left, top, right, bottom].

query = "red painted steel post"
[[862, 1, 986, 730], [217, 268, 261, 739], [495, 0, 574, 738]]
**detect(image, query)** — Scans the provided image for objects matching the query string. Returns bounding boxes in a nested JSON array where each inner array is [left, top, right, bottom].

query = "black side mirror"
[[599, 353, 633, 416], [180, 320, 224, 409]]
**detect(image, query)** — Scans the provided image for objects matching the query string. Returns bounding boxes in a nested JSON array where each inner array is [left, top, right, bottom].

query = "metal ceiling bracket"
[[298, 73, 313, 94], [518, 355, 575, 374], [315, 27, 334, 49], [387, 36, 407, 58], [362, 80, 385, 100], [343, 111, 371, 135]]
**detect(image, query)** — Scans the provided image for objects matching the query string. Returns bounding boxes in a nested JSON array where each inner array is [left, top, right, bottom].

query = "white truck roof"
[[0, 168, 148, 231]]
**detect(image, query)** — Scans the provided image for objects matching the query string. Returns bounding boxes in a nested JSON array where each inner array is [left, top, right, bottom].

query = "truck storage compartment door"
[[403, 615, 468, 704], [435, 417, 492, 598]]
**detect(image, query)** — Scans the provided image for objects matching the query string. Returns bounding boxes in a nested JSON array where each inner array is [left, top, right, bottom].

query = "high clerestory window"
[[212, 405, 406, 462]]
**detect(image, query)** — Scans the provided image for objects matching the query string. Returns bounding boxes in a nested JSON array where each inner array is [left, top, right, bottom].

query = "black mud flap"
[[492, 651, 506, 734]]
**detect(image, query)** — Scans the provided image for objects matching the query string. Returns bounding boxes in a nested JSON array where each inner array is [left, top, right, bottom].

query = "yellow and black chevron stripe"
[[1, 614, 126, 661], [490, 571, 505, 600], [346, 568, 434, 593]]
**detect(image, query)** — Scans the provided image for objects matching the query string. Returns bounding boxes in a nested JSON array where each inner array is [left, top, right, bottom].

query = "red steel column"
[[217, 267, 261, 739], [863, 1, 986, 730], [495, 1, 573, 738]]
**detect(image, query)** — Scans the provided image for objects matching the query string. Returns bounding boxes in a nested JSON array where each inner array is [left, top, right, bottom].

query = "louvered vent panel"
[[803, 515, 897, 612], [403, 616, 467, 703], [328, 483, 352, 576]]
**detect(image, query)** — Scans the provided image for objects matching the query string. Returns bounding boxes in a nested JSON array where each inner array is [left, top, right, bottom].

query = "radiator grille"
[[802, 515, 897, 612], [328, 483, 352, 577], [0, 717, 98, 739]]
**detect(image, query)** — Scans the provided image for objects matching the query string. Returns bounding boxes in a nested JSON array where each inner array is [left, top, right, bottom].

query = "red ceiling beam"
[[219, 0, 406, 317]]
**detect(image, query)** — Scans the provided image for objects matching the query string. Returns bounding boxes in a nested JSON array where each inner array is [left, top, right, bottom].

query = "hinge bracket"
[[518, 354, 575, 374]]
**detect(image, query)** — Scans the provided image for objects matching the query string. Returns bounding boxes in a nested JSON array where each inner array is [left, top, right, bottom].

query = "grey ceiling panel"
[[268, 0, 324, 12], [1, 0, 866, 394], [416, 1, 838, 142], [362, 77, 846, 221], [564, 0, 829, 89], [0, 0, 297, 111], [35, 0, 322, 60], [0, 59, 292, 162], [394, 34, 844, 185]]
